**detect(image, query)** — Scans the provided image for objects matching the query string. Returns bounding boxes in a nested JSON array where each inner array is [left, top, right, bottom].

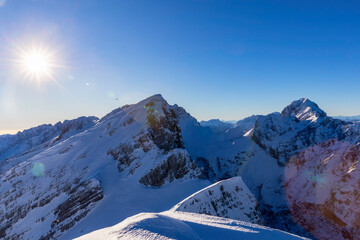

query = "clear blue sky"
[[1, 0, 360, 133]]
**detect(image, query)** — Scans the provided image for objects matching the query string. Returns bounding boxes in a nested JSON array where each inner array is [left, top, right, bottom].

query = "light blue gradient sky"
[[1, 0, 360, 133]]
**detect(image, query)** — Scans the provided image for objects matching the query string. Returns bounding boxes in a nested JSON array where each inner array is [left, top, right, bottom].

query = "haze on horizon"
[[1, 0, 360, 134]]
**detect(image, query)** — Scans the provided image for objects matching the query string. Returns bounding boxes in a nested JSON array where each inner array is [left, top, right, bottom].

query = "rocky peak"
[[281, 98, 327, 122]]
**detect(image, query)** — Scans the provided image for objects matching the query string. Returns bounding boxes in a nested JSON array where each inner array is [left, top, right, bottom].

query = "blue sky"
[[1, 0, 360, 133]]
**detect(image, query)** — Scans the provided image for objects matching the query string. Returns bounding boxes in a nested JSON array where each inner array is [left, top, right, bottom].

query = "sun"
[[20, 49, 54, 81], [11, 43, 62, 85], [23, 51, 51, 76]]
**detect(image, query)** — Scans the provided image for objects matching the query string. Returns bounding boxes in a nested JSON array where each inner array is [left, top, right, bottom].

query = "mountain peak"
[[138, 94, 166, 105], [281, 98, 327, 122]]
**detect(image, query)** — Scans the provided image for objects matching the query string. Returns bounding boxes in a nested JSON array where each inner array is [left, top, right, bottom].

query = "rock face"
[[144, 97, 184, 151], [172, 177, 264, 225], [139, 150, 199, 187], [285, 139, 360, 240]]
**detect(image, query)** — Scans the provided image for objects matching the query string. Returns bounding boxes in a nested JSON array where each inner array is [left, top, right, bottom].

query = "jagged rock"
[[139, 150, 199, 187], [145, 100, 184, 151]]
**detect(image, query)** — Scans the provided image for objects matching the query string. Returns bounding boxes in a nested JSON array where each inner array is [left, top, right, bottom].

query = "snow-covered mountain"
[[1, 94, 360, 240]]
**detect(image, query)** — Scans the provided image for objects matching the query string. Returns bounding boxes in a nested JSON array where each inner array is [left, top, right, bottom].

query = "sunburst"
[[12, 42, 64, 86]]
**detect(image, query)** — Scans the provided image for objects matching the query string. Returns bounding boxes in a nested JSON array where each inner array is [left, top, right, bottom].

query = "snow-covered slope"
[[75, 211, 308, 240], [171, 177, 264, 225]]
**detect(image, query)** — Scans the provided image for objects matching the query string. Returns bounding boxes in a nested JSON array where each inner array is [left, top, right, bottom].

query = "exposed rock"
[[107, 143, 137, 172], [145, 100, 184, 151], [139, 150, 199, 187]]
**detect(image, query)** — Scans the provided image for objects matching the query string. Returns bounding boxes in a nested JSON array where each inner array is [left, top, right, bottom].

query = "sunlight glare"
[[24, 51, 50, 76], [14, 43, 62, 85]]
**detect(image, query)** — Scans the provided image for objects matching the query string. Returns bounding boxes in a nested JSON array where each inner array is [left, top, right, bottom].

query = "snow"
[[75, 211, 308, 240]]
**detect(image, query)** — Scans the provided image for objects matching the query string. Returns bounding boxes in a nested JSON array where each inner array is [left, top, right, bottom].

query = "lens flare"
[[31, 162, 45, 177]]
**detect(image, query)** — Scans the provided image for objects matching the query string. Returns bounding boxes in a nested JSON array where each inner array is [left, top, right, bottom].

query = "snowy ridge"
[[171, 177, 264, 225], [75, 211, 308, 240]]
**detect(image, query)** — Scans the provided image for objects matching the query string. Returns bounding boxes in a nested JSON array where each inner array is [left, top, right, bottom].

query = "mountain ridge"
[[1, 95, 360, 240]]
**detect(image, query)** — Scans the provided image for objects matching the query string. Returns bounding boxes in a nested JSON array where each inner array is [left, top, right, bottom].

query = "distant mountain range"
[[331, 115, 360, 121], [1, 95, 360, 239]]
